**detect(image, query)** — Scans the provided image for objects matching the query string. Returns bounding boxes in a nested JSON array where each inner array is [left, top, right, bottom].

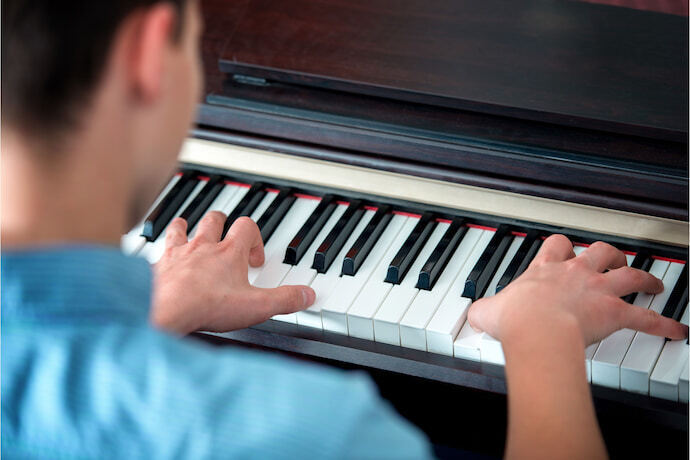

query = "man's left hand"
[[151, 212, 316, 335]]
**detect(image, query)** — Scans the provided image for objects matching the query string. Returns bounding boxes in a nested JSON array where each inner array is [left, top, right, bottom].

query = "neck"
[[2, 126, 132, 249]]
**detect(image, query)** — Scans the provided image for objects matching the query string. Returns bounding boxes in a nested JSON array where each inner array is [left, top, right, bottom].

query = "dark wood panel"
[[216, 0, 688, 140], [195, 321, 689, 431], [199, 0, 688, 221], [213, 79, 687, 172], [195, 106, 689, 220], [196, 331, 689, 459]]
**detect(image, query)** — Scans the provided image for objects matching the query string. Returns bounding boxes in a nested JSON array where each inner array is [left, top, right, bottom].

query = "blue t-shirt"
[[2, 247, 433, 459]]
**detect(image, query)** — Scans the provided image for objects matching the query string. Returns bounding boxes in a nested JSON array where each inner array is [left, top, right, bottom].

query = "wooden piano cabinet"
[[215, 0, 688, 141], [194, 0, 688, 457], [199, 0, 688, 221]]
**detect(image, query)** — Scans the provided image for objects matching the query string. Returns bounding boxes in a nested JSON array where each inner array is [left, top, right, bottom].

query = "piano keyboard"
[[122, 165, 689, 404]]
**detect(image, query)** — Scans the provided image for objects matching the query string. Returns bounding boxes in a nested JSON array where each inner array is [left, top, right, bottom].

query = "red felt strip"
[[392, 211, 422, 218], [224, 180, 251, 188], [652, 256, 687, 264], [467, 223, 497, 232], [294, 193, 321, 201]]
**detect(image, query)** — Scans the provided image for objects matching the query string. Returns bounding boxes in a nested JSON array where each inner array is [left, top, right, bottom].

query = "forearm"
[[502, 317, 607, 460]]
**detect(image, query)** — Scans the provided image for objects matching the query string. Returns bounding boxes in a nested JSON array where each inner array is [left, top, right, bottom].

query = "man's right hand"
[[468, 234, 688, 348], [466, 234, 687, 460]]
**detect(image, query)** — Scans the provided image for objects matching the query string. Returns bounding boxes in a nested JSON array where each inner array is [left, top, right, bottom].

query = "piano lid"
[[218, 0, 688, 142]]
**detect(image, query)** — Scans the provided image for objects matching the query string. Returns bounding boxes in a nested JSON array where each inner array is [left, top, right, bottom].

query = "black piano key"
[[256, 188, 296, 244], [284, 195, 336, 265], [313, 200, 365, 273], [416, 218, 467, 291], [342, 205, 392, 276], [661, 263, 688, 321], [385, 212, 435, 284], [496, 229, 541, 293], [179, 175, 224, 234], [141, 171, 198, 242], [666, 285, 688, 323], [621, 251, 653, 304], [462, 225, 512, 300], [221, 182, 266, 239]]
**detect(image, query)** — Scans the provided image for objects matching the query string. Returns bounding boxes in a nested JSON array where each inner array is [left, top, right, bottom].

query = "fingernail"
[[302, 287, 315, 306]]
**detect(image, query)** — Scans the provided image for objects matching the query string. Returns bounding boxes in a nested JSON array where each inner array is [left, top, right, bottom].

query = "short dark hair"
[[2, 1, 186, 143]]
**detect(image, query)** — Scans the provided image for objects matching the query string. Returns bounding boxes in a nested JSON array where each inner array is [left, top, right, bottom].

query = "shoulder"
[[2, 324, 430, 458]]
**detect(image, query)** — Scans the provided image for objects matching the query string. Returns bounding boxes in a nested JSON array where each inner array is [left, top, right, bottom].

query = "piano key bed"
[[122, 166, 689, 431]]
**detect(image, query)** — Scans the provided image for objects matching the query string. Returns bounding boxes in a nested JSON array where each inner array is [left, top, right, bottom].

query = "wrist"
[[151, 287, 200, 335], [500, 308, 584, 356]]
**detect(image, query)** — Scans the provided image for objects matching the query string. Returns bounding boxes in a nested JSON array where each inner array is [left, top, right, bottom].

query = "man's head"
[[2, 0, 203, 231]]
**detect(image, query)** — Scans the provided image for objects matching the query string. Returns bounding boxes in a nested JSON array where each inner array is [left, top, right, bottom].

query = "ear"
[[127, 4, 177, 104]]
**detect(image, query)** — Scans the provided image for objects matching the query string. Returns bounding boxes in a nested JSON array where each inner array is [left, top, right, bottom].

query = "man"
[[2, 1, 686, 458]]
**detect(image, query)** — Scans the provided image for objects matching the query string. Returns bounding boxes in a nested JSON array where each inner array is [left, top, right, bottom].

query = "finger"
[[257, 284, 315, 315], [223, 216, 264, 267], [193, 211, 226, 244], [165, 218, 188, 248], [617, 299, 688, 340], [530, 234, 575, 267], [580, 241, 627, 273], [467, 299, 487, 333], [603, 267, 664, 297]]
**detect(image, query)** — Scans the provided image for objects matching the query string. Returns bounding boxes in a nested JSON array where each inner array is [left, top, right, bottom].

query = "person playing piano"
[[2, 0, 686, 458]]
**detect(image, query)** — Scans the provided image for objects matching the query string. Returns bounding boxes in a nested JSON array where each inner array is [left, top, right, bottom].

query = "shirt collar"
[[1, 245, 152, 325]]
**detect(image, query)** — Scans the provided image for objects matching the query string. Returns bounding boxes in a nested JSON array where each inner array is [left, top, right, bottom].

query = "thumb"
[[259, 284, 316, 315], [467, 299, 487, 333]]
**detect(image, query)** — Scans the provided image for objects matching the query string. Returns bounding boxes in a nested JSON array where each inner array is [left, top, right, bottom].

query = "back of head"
[[1, 0, 185, 148]]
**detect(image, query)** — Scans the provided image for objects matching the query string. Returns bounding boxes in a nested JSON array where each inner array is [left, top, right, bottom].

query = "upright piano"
[[123, 0, 689, 457]]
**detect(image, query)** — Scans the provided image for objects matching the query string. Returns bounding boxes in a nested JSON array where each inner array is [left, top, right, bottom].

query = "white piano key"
[[296, 209, 375, 329], [187, 182, 243, 238], [453, 321, 482, 361], [221, 183, 250, 219], [572, 244, 587, 256], [373, 222, 449, 345], [650, 304, 689, 401], [625, 253, 636, 266], [242, 190, 278, 280], [584, 343, 598, 383], [679, 360, 689, 403], [620, 261, 685, 394], [591, 259, 670, 389], [246, 198, 320, 323], [280, 204, 348, 288], [478, 235, 525, 365], [425, 230, 494, 356], [399, 227, 484, 351], [347, 217, 419, 340], [586, 253, 653, 383], [207, 182, 241, 212], [249, 197, 319, 285], [121, 175, 180, 255], [573, 243, 605, 381], [249, 191, 278, 222], [140, 180, 207, 264], [273, 203, 348, 323], [321, 214, 408, 335], [424, 298, 474, 357], [485, 236, 525, 298]]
